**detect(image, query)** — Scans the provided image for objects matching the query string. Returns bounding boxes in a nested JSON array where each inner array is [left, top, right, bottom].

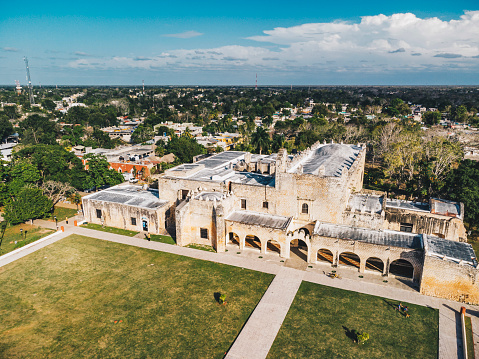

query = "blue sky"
[[1, 1, 478, 85]]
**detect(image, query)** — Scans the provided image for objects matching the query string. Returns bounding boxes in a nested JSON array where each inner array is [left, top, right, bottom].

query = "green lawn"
[[44, 207, 79, 222], [268, 281, 439, 359], [465, 316, 475, 359], [150, 234, 176, 245], [0, 223, 54, 256], [0, 235, 273, 358], [186, 243, 216, 252], [81, 223, 139, 237]]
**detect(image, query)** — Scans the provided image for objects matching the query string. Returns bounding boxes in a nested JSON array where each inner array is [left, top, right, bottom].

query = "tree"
[[2, 105, 19, 120], [422, 111, 441, 126], [165, 135, 206, 163], [7, 159, 41, 195], [69, 192, 82, 210], [39, 180, 74, 206], [20, 114, 58, 145], [423, 137, 463, 195], [357, 332, 370, 345], [83, 154, 124, 189], [443, 160, 479, 226], [3, 187, 53, 225], [454, 105, 468, 123], [251, 127, 271, 154], [14, 144, 88, 188], [131, 124, 154, 144], [0, 115, 14, 141], [41, 99, 56, 111]]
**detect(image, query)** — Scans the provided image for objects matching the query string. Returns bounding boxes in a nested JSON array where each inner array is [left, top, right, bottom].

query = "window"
[[400, 223, 413, 233], [181, 189, 189, 200], [96, 209, 102, 219], [200, 228, 208, 239], [301, 203, 309, 214], [241, 199, 247, 209], [131, 217, 137, 226], [263, 201, 269, 209]]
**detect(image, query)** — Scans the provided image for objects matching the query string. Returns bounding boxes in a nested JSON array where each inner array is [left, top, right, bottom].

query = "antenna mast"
[[15, 80, 22, 95], [24, 56, 35, 105], [255, 73, 257, 90]]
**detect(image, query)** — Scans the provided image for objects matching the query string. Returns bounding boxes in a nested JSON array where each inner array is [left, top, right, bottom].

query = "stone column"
[[261, 240, 267, 254], [359, 258, 366, 273], [240, 235, 245, 250]]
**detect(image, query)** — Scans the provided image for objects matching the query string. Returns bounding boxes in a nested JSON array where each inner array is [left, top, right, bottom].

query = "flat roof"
[[386, 199, 430, 212], [425, 235, 477, 266], [347, 194, 383, 214], [226, 210, 292, 230], [314, 222, 422, 249], [83, 185, 168, 210]]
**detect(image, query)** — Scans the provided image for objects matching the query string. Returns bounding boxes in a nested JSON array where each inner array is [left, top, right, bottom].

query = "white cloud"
[[163, 31, 203, 39], [68, 11, 479, 76], [2, 47, 19, 52]]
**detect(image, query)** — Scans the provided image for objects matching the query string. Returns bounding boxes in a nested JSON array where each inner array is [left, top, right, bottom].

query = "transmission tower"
[[15, 80, 22, 95], [24, 56, 35, 105]]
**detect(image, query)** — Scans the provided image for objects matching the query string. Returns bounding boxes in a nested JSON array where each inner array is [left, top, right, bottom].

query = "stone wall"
[[175, 194, 235, 250], [384, 208, 467, 242], [420, 256, 479, 304], [82, 198, 167, 235]]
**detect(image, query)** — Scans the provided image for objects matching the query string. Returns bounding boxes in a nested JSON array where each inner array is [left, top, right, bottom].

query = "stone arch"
[[339, 252, 360, 270], [266, 239, 281, 255], [299, 227, 310, 236], [118, 168, 122, 173], [245, 235, 261, 251], [289, 237, 309, 262], [365, 257, 384, 273], [317, 248, 334, 264], [389, 259, 414, 279], [228, 232, 240, 246]]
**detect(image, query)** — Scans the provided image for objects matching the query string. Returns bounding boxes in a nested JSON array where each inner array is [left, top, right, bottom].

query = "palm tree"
[[251, 127, 271, 155]]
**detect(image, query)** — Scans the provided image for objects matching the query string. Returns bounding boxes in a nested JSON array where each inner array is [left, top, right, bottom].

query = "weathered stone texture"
[[421, 256, 479, 304]]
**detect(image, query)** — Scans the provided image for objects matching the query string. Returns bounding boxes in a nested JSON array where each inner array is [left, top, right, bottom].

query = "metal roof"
[[226, 210, 292, 230], [314, 222, 422, 249], [84, 185, 168, 210], [347, 194, 383, 214], [425, 235, 477, 266], [289, 144, 361, 177]]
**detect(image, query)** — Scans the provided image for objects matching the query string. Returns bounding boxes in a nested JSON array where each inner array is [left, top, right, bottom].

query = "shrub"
[[357, 331, 370, 344]]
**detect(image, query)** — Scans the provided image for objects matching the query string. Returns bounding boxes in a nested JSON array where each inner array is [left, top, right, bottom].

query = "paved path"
[[226, 267, 304, 359], [1, 225, 478, 358]]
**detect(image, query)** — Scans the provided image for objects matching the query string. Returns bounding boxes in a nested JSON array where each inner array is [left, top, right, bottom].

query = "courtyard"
[[0, 234, 273, 358]]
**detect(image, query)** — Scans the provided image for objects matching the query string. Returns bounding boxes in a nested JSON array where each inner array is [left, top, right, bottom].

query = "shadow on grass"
[[383, 299, 398, 310], [342, 326, 357, 342]]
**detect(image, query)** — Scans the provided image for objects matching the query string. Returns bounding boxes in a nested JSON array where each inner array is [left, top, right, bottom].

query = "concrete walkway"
[[226, 267, 304, 359], [1, 225, 478, 359]]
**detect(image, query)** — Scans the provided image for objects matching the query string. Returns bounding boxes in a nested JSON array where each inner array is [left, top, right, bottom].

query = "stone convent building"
[[82, 142, 479, 304]]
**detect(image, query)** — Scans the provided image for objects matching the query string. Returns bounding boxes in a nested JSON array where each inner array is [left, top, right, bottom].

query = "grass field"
[[80, 223, 139, 237], [268, 281, 439, 359], [0, 224, 54, 256], [0, 235, 273, 358], [186, 243, 216, 252], [44, 207, 79, 222], [150, 234, 176, 245]]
